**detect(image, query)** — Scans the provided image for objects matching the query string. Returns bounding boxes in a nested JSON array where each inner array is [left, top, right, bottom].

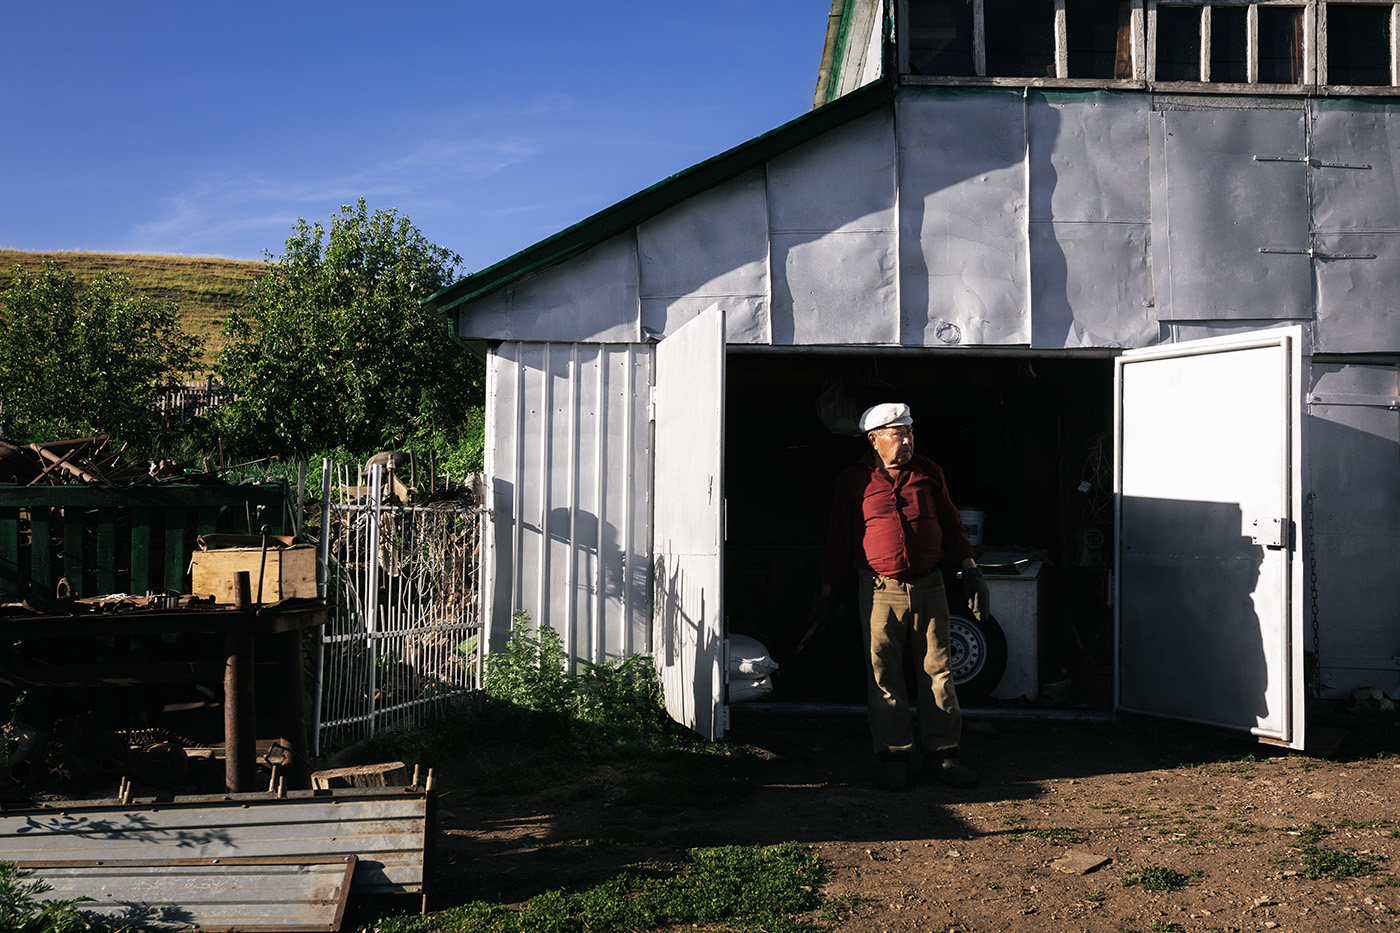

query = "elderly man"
[[815, 402, 988, 791]]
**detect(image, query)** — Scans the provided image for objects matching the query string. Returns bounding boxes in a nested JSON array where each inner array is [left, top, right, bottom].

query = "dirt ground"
[[426, 707, 1400, 933]]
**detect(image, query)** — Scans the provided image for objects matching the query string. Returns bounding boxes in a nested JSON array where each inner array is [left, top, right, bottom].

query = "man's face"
[[869, 425, 914, 469]]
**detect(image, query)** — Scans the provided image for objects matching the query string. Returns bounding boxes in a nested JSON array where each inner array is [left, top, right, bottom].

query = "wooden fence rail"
[[0, 482, 292, 600]]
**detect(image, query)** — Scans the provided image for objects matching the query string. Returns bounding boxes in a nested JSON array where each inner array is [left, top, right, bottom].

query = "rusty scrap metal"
[[0, 436, 197, 486]]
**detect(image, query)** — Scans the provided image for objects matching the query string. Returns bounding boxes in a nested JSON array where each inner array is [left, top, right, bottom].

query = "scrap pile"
[[0, 436, 198, 486]]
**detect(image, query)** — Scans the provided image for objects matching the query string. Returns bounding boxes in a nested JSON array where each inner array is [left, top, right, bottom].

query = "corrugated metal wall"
[[484, 342, 652, 666]]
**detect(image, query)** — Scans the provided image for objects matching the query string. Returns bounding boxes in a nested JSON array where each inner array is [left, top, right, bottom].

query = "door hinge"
[[648, 386, 658, 422]]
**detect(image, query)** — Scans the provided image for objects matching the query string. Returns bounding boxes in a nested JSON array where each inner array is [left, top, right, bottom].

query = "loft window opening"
[[1067, 0, 1137, 77], [986, 0, 1057, 76], [901, 0, 1396, 87], [1326, 3, 1393, 84], [909, 0, 977, 75], [1210, 5, 1249, 81], [1258, 6, 1305, 83]]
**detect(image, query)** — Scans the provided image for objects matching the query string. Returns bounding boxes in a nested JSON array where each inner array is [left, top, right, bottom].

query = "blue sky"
[[3, 2, 831, 274]]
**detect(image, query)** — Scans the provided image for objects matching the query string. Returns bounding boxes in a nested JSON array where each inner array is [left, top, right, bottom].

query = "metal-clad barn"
[[427, 0, 1400, 750]]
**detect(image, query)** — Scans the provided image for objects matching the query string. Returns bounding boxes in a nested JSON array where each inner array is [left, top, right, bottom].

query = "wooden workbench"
[[0, 599, 326, 792]]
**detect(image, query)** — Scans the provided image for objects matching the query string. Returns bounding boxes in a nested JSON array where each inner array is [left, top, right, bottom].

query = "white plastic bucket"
[[960, 508, 985, 546]]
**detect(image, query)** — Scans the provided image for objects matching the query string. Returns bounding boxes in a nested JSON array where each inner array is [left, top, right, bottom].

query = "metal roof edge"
[[424, 78, 896, 316]]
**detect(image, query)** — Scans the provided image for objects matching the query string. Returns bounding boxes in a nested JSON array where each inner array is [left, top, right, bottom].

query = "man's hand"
[[798, 592, 837, 652], [961, 566, 991, 617]]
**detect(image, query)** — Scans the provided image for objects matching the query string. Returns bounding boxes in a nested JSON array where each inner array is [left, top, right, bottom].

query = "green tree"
[[216, 199, 482, 457], [0, 263, 204, 449]]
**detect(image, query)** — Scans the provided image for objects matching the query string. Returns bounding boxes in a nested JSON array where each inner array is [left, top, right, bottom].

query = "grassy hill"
[[0, 250, 266, 366]]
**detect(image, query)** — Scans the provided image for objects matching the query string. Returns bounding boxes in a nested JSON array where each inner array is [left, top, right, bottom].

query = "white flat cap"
[[859, 402, 913, 433]]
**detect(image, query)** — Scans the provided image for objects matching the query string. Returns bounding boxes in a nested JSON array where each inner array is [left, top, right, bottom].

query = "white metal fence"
[[313, 462, 484, 753]]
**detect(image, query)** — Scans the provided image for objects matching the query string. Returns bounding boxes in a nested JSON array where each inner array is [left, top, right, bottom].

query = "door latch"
[[1250, 517, 1292, 550]]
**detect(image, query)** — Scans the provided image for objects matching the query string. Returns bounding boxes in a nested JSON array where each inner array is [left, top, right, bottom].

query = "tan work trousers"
[[857, 569, 962, 757]]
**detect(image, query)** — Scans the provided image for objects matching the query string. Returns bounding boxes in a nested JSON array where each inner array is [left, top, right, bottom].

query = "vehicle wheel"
[[948, 608, 1008, 702]]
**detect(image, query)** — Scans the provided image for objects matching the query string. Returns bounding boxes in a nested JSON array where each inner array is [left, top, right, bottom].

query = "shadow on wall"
[[653, 552, 721, 737], [1118, 496, 1272, 733], [487, 480, 651, 659]]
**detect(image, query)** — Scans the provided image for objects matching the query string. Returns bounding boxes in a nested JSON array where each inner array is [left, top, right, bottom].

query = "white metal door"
[[1115, 326, 1306, 748], [652, 306, 726, 739]]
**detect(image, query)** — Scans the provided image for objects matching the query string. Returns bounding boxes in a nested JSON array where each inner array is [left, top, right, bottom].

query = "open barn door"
[[1115, 327, 1307, 748], [652, 306, 727, 739]]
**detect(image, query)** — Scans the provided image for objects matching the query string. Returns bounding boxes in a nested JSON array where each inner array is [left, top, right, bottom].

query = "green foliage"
[[0, 262, 204, 450], [1024, 827, 1085, 845], [0, 861, 99, 933], [215, 199, 482, 457], [1121, 865, 1191, 891], [481, 612, 669, 748], [368, 842, 826, 933], [483, 611, 573, 721], [1299, 844, 1379, 880]]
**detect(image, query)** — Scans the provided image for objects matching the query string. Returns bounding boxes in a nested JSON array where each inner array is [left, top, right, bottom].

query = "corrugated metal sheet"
[[485, 342, 652, 664], [21, 857, 355, 932], [0, 788, 430, 897]]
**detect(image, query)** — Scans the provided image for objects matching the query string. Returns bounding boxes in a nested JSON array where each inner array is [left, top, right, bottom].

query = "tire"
[[947, 608, 1008, 702]]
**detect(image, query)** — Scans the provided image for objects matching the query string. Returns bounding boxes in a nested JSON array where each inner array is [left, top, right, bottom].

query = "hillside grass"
[[0, 249, 266, 365]]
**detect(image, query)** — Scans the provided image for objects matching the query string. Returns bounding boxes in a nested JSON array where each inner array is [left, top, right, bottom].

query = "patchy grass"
[[1298, 844, 1380, 881], [1121, 866, 1193, 891], [368, 842, 826, 933], [1023, 827, 1085, 845]]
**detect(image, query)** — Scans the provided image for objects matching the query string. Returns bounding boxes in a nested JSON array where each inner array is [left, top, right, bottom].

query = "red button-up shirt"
[[820, 451, 975, 586]]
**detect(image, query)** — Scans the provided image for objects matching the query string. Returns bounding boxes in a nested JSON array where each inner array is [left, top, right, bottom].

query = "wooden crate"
[[191, 544, 318, 604]]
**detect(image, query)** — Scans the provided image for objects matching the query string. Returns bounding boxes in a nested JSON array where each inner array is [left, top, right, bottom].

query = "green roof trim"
[[824, 0, 857, 106], [424, 77, 896, 317]]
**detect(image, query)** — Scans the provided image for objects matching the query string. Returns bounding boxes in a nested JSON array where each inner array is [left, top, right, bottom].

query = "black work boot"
[[934, 749, 978, 788], [874, 751, 909, 791]]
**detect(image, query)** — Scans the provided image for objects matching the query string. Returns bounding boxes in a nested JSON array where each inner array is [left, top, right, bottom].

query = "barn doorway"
[[722, 349, 1116, 709]]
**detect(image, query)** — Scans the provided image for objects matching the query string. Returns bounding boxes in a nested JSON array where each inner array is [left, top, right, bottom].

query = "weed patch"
[[1023, 827, 1085, 845], [369, 842, 826, 933], [1121, 866, 1192, 891], [1298, 844, 1379, 881]]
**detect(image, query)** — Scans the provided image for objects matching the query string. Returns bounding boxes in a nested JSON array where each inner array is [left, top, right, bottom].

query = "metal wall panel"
[[898, 88, 1029, 346], [1311, 100, 1400, 233], [1155, 105, 1312, 322], [459, 235, 641, 343], [638, 169, 771, 343], [1029, 91, 1151, 224], [485, 343, 652, 665], [1307, 363, 1400, 697], [770, 232, 899, 344], [1030, 221, 1155, 348], [1161, 320, 1316, 346], [768, 109, 899, 344], [1028, 91, 1155, 349], [1310, 100, 1400, 353], [1313, 233, 1400, 352]]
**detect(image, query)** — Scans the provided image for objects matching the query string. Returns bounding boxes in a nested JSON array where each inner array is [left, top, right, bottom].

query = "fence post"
[[313, 458, 333, 757], [366, 463, 384, 738]]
